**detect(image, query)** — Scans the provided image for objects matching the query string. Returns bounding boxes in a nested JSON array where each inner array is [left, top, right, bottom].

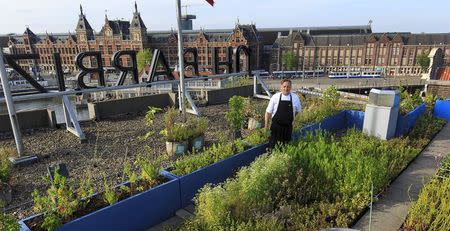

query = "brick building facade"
[[2, 4, 450, 77], [271, 31, 450, 76]]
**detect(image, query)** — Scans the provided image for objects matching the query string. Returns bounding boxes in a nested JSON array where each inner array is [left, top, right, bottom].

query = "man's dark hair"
[[281, 78, 292, 85]]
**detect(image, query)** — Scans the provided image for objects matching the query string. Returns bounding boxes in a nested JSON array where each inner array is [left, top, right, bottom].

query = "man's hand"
[[264, 112, 271, 130]]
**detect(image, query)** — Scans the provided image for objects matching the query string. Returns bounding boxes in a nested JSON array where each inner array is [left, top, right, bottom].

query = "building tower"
[[129, 2, 147, 48], [75, 5, 94, 44]]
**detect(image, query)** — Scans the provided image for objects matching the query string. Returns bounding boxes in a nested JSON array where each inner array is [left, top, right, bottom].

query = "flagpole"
[[175, 0, 186, 121]]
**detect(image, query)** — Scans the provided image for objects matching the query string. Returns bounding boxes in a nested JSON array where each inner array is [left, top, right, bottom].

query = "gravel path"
[[1, 102, 260, 219]]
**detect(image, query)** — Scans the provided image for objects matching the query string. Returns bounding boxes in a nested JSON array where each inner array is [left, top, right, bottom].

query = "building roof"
[[436, 67, 450, 81], [130, 2, 146, 29], [0, 36, 9, 47], [76, 5, 93, 31]]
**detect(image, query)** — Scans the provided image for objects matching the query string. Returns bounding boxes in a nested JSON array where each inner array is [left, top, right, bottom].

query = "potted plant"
[[187, 116, 209, 152], [0, 147, 14, 206], [244, 98, 266, 130], [160, 107, 190, 156], [225, 96, 246, 139], [142, 107, 190, 157]]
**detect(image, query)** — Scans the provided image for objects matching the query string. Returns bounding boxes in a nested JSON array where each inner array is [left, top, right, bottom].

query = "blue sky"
[[0, 0, 449, 34]]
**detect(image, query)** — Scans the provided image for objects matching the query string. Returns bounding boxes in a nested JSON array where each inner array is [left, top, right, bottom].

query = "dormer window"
[[106, 29, 112, 37]]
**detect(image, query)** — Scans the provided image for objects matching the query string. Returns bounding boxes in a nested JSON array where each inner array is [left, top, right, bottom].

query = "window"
[[108, 45, 112, 54]]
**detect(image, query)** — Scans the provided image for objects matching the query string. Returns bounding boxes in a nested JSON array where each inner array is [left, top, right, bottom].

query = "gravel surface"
[[0, 102, 265, 220]]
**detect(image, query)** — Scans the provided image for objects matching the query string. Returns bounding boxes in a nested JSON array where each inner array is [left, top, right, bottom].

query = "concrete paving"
[[353, 122, 450, 231], [147, 205, 194, 231]]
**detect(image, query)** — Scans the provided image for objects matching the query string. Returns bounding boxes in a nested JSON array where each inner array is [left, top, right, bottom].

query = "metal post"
[[176, 0, 186, 121], [0, 50, 25, 156]]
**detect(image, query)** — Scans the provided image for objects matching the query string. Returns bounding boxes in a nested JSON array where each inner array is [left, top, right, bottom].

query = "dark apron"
[[269, 93, 293, 149]]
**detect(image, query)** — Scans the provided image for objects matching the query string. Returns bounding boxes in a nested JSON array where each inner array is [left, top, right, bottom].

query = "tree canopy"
[[416, 52, 430, 73], [282, 50, 298, 71], [137, 49, 153, 72]]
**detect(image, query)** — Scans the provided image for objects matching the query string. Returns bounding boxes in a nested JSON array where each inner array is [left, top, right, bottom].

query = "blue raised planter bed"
[[434, 99, 450, 120], [292, 110, 365, 139], [19, 176, 180, 231], [395, 103, 426, 137], [161, 143, 268, 207]]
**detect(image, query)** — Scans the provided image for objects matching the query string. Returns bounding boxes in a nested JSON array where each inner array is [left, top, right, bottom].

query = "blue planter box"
[[161, 143, 268, 207], [434, 99, 450, 120], [292, 110, 365, 140], [19, 176, 180, 231], [395, 103, 426, 137]]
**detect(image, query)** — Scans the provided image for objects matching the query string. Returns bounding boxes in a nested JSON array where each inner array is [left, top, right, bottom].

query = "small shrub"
[[32, 172, 94, 231], [0, 148, 15, 183], [244, 98, 266, 121], [187, 116, 209, 139], [171, 139, 246, 176], [103, 178, 119, 206], [404, 155, 450, 230], [244, 128, 270, 146], [160, 107, 190, 142], [225, 96, 246, 136], [293, 86, 341, 130], [141, 107, 162, 140], [399, 88, 423, 115], [0, 201, 19, 231], [137, 154, 166, 187]]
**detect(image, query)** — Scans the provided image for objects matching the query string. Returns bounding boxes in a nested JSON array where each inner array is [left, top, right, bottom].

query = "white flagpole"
[[175, 0, 186, 121]]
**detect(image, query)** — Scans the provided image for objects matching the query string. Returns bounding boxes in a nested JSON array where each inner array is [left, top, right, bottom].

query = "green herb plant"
[[404, 154, 450, 230], [399, 88, 423, 115], [141, 107, 162, 140], [0, 148, 15, 184], [225, 96, 246, 138], [32, 172, 94, 231], [181, 114, 444, 230], [160, 107, 190, 142], [103, 178, 119, 206], [0, 200, 19, 231]]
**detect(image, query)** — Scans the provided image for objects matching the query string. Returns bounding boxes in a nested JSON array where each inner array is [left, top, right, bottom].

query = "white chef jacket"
[[266, 92, 302, 118]]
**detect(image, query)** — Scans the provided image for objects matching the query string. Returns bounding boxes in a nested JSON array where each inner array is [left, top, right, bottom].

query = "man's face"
[[280, 81, 291, 95]]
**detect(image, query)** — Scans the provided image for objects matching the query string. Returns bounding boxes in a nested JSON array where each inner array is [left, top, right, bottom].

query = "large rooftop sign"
[[3, 45, 252, 94]]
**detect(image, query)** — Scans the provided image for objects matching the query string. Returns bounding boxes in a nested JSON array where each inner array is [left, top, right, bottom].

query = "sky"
[[0, 0, 449, 35]]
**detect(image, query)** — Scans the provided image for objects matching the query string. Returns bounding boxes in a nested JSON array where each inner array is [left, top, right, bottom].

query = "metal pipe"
[[175, 0, 186, 121], [0, 50, 25, 156], [0, 73, 245, 103]]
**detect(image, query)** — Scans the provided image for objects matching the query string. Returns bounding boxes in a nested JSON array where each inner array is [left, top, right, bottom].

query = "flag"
[[205, 0, 214, 6]]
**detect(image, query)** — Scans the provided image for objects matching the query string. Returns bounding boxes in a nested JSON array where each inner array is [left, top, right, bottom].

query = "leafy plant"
[[282, 50, 298, 71], [244, 98, 266, 121], [0, 148, 15, 183], [0, 201, 19, 231], [121, 162, 138, 195], [141, 107, 162, 140], [293, 86, 341, 130], [136, 48, 153, 72], [186, 116, 209, 139], [32, 172, 94, 231], [160, 107, 190, 142], [136, 154, 167, 187], [244, 128, 270, 146], [416, 51, 430, 73], [404, 155, 450, 230], [181, 120, 443, 230], [423, 92, 438, 113], [225, 96, 246, 136], [399, 88, 423, 115], [171, 139, 246, 176], [103, 178, 119, 206]]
